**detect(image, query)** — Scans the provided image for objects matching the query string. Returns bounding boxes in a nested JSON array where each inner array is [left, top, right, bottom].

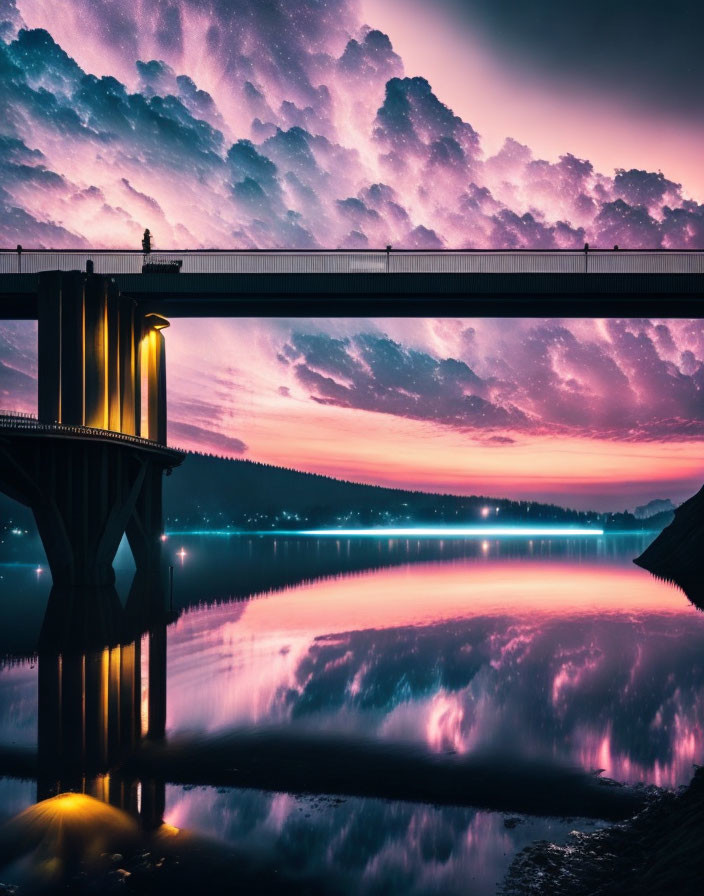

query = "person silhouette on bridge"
[[142, 228, 152, 256]]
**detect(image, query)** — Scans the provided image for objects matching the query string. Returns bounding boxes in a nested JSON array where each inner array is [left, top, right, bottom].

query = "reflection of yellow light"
[[53, 793, 84, 812], [3, 793, 138, 875], [101, 647, 109, 754], [92, 774, 110, 804]]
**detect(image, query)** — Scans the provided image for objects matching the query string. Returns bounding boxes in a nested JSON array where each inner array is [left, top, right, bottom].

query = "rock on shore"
[[635, 485, 704, 608]]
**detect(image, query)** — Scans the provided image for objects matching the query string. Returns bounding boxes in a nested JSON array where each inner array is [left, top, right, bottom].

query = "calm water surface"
[[0, 535, 702, 894]]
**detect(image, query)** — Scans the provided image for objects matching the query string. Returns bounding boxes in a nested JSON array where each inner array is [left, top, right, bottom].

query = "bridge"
[[1, 248, 704, 318], [0, 248, 702, 648]]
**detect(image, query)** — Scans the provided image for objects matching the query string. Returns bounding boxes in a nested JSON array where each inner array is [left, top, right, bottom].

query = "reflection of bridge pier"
[[0, 271, 182, 646], [37, 626, 167, 830]]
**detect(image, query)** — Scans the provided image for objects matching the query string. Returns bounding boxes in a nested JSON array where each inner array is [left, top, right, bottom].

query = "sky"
[[3, 315, 704, 511], [2, 0, 704, 248], [366, 1, 704, 200], [0, 0, 703, 510]]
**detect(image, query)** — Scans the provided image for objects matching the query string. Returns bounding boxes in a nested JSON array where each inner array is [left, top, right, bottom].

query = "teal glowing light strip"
[[164, 526, 605, 538], [296, 527, 604, 538]]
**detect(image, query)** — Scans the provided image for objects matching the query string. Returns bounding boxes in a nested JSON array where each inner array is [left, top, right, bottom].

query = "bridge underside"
[[1, 271, 703, 318], [0, 430, 182, 649]]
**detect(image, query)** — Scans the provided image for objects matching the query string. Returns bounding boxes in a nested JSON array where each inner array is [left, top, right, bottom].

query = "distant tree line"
[[163, 454, 672, 532]]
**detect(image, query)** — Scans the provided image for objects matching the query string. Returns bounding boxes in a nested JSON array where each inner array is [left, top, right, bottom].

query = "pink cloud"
[[1, 1, 703, 249]]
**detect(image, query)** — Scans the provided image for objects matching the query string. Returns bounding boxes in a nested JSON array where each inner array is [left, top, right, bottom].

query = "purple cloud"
[[282, 319, 704, 441], [0, 1, 701, 248]]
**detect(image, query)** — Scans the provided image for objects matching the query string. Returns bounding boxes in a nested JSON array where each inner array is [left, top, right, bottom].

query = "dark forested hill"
[[162, 453, 666, 532]]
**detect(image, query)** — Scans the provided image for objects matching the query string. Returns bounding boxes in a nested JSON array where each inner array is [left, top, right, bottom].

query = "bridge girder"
[[2, 269, 704, 318]]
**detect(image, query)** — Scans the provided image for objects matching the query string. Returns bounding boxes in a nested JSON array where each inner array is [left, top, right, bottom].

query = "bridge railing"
[[0, 413, 183, 454], [1, 249, 704, 275]]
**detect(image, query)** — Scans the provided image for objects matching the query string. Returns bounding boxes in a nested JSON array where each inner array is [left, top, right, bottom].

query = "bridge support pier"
[[125, 465, 169, 632], [0, 432, 181, 650], [0, 270, 181, 648]]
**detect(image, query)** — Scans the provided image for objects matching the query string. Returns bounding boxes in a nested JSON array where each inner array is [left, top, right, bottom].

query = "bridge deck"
[[1, 250, 703, 317], [0, 414, 184, 460]]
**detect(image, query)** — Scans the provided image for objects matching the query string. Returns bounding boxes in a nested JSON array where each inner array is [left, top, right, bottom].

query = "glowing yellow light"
[[144, 313, 170, 331]]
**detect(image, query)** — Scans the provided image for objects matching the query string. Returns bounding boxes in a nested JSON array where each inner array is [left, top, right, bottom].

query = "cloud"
[[339, 28, 403, 82], [613, 168, 681, 209], [286, 331, 529, 431], [0, 3, 702, 248], [168, 420, 247, 455], [0, 321, 36, 411], [280, 319, 704, 442]]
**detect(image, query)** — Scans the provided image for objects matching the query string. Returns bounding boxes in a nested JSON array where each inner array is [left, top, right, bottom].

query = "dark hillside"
[[162, 454, 658, 532]]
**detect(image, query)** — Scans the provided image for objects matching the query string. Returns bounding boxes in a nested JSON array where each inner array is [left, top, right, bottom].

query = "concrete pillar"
[[107, 283, 122, 432], [133, 310, 142, 436], [59, 272, 85, 426], [84, 275, 109, 429], [36, 271, 144, 436], [125, 464, 166, 629], [37, 271, 62, 423], [119, 300, 138, 435], [141, 314, 169, 445]]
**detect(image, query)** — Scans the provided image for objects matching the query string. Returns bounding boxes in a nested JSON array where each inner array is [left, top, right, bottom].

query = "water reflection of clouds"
[[166, 562, 704, 788], [0, 660, 37, 747], [163, 784, 589, 896], [0, 549, 701, 894]]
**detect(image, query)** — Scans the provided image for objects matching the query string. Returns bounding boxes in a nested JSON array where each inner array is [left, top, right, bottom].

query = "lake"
[[0, 534, 702, 894]]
